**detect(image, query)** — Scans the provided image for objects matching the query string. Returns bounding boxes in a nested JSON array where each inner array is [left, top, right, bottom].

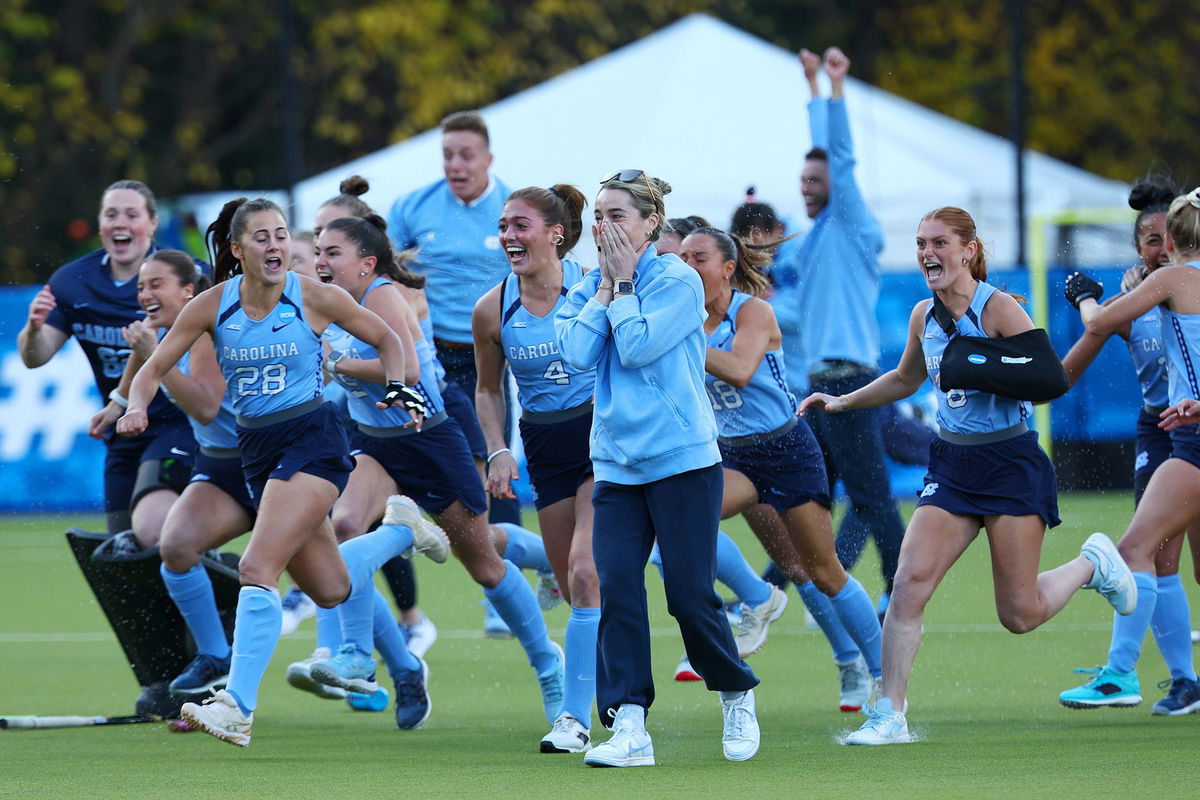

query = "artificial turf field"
[[2, 493, 1197, 799]]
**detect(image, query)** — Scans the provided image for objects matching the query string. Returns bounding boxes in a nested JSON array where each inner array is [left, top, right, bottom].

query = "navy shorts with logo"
[[189, 451, 256, 516], [238, 402, 354, 508], [519, 409, 594, 510], [718, 417, 831, 512]]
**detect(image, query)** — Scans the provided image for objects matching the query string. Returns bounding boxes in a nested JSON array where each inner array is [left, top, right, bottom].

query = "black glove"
[[381, 381, 427, 417], [1064, 272, 1103, 309]]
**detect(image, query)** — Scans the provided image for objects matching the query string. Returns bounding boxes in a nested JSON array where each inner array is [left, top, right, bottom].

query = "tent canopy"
[[293, 14, 1130, 270]]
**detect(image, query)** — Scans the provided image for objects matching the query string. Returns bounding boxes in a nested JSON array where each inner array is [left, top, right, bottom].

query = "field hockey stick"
[[0, 713, 161, 729]]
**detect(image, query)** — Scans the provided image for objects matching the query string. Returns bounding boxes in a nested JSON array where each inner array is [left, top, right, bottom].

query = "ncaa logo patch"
[[968, 354, 987, 365], [920, 482, 939, 498]]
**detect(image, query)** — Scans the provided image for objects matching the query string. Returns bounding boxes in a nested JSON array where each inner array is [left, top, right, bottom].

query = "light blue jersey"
[[1161, 265, 1200, 407], [416, 310, 448, 387], [387, 176, 511, 344], [324, 277, 445, 430], [500, 260, 595, 414], [704, 290, 797, 437], [212, 272, 323, 420], [1128, 307, 1169, 410], [176, 350, 239, 451], [921, 281, 1030, 434]]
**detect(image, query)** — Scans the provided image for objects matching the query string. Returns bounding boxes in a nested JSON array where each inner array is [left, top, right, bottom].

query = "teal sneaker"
[[346, 687, 390, 712], [1151, 676, 1200, 716], [1059, 665, 1142, 708], [310, 644, 379, 694]]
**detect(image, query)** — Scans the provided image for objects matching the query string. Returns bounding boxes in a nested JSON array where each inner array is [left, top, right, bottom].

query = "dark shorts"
[[189, 451, 256, 516], [441, 380, 487, 461], [104, 415, 195, 512], [1168, 423, 1200, 472], [519, 409, 594, 510], [350, 416, 487, 516], [917, 430, 1060, 527], [718, 418, 831, 513], [1134, 408, 1172, 505], [237, 403, 353, 508]]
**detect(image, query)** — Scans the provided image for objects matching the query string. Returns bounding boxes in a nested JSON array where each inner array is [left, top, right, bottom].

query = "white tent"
[[293, 13, 1130, 270]]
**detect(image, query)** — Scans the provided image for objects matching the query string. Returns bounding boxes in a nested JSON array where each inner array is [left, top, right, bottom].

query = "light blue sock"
[[225, 586, 282, 715], [337, 524, 414, 655], [496, 523, 552, 573], [315, 606, 340, 652], [796, 580, 859, 664], [484, 560, 557, 674], [372, 587, 419, 676], [160, 563, 230, 658], [1108, 571, 1158, 674], [562, 605, 599, 727], [715, 530, 772, 607], [828, 575, 883, 678], [1150, 574, 1197, 681]]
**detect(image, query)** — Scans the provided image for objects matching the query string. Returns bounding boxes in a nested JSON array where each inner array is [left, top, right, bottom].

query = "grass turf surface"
[[2, 494, 1197, 799]]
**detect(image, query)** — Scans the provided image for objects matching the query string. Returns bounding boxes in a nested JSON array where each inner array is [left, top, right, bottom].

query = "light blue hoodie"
[[555, 246, 721, 485]]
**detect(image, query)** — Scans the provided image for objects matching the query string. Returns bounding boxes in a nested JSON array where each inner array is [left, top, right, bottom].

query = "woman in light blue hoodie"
[[555, 170, 759, 767]]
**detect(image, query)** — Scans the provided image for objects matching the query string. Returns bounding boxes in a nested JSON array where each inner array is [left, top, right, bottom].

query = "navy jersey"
[[1127, 307, 1168, 409], [499, 260, 595, 413], [44, 247, 192, 423], [922, 281, 1030, 433], [704, 290, 797, 437], [211, 271, 323, 419]]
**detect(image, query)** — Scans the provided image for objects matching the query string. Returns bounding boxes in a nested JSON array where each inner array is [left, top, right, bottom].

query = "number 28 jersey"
[[499, 260, 595, 413], [212, 272, 323, 420]]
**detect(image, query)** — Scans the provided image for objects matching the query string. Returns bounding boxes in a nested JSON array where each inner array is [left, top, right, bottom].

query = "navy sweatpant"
[[592, 463, 758, 724]]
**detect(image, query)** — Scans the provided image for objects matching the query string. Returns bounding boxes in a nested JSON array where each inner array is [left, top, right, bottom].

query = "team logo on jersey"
[[1001, 356, 1033, 364], [968, 354, 987, 365], [920, 482, 939, 498]]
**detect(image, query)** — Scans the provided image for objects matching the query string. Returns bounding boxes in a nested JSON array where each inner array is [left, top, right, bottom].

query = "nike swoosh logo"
[[73, 302, 90, 309], [170, 447, 191, 457], [272, 323, 290, 332]]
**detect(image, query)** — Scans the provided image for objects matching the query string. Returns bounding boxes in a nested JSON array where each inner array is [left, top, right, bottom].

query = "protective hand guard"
[[1064, 271, 1103, 309], [382, 381, 428, 417]]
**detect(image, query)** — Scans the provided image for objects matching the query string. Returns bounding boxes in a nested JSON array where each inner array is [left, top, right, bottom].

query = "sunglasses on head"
[[600, 169, 645, 185]]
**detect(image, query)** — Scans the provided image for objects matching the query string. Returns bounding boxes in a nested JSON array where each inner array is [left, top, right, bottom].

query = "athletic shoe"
[[279, 586, 316, 635], [676, 657, 700, 681], [346, 686, 390, 712], [1080, 532, 1137, 616], [837, 656, 871, 712], [169, 653, 231, 695], [720, 689, 760, 761], [393, 658, 432, 730], [136, 681, 184, 719], [180, 690, 252, 747], [536, 570, 564, 611], [310, 643, 379, 694], [402, 613, 438, 659], [584, 706, 655, 767], [843, 697, 912, 746], [1058, 665, 1142, 708], [1151, 676, 1200, 716], [734, 585, 789, 657], [286, 648, 347, 700], [537, 642, 566, 725], [482, 598, 513, 639], [384, 495, 450, 563], [541, 712, 591, 753]]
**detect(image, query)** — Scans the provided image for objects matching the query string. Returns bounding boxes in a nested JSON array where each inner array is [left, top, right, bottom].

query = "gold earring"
[[552, 234, 565, 246]]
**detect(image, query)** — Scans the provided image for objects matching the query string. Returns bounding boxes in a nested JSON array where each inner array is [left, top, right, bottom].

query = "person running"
[[116, 197, 426, 747], [800, 206, 1137, 745], [556, 169, 760, 766], [474, 183, 600, 753], [1059, 187, 1200, 716]]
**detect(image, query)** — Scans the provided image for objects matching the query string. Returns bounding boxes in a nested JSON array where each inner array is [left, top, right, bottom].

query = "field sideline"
[[2, 493, 1196, 799]]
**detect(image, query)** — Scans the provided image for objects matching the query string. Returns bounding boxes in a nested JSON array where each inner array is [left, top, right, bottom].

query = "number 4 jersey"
[[499, 261, 595, 414], [704, 290, 798, 437], [212, 271, 323, 421]]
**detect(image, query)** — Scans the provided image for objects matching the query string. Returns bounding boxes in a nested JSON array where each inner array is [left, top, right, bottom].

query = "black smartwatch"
[[614, 278, 635, 296]]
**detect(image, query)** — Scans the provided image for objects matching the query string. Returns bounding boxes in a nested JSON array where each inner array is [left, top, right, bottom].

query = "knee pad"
[[130, 458, 191, 508], [65, 528, 241, 688]]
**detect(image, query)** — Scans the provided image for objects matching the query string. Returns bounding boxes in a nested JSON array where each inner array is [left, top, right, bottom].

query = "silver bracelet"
[[486, 447, 511, 465], [108, 389, 129, 409]]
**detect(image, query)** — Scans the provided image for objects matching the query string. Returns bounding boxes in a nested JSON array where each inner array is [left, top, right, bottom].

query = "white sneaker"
[[720, 689, 760, 761], [837, 656, 871, 712], [536, 571, 564, 611], [279, 587, 316, 635], [844, 697, 912, 745], [540, 712, 591, 753], [584, 706, 655, 767], [1080, 532, 1136, 616], [734, 585, 789, 657], [180, 689, 252, 747], [286, 648, 347, 700], [403, 613, 438, 659], [384, 495, 450, 563]]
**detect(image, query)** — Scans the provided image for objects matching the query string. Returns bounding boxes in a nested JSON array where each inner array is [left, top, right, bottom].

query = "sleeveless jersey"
[[175, 349, 240, 450], [1127, 307, 1168, 410], [1161, 264, 1200, 407], [211, 271, 323, 419], [703, 290, 797, 437], [922, 281, 1030, 433], [499, 260, 595, 413], [325, 277, 445, 428]]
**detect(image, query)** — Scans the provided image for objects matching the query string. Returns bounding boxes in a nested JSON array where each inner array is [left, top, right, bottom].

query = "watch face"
[[616, 280, 635, 294]]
